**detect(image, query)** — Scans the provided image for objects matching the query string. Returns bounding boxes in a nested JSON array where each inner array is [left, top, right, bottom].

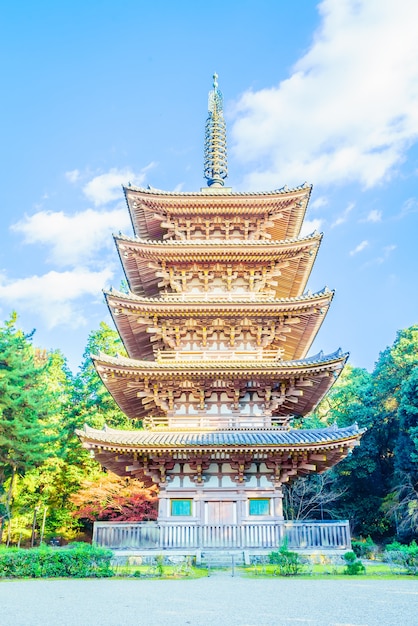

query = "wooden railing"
[[162, 293, 272, 302], [143, 415, 286, 429], [156, 349, 283, 362], [284, 521, 351, 550], [93, 520, 351, 551]]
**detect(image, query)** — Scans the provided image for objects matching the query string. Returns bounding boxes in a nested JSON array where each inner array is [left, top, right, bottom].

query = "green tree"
[[305, 365, 389, 536], [395, 367, 418, 478], [72, 322, 134, 430], [313, 326, 418, 540], [389, 367, 418, 540], [0, 314, 57, 537], [8, 348, 98, 543]]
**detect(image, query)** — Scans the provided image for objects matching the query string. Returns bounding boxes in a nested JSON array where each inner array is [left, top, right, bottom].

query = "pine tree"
[[0, 313, 56, 534], [72, 321, 134, 430]]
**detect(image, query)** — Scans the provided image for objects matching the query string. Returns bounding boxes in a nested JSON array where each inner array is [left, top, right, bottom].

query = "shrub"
[[352, 536, 378, 559], [384, 541, 418, 575], [0, 543, 113, 578], [268, 544, 305, 576], [343, 551, 366, 575]]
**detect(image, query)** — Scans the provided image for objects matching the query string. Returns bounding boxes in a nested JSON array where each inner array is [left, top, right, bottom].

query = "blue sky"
[[1, 0, 417, 373]]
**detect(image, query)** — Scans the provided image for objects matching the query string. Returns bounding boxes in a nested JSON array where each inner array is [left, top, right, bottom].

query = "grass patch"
[[111, 555, 207, 579], [112, 564, 207, 579], [245, 560, 408, 579]]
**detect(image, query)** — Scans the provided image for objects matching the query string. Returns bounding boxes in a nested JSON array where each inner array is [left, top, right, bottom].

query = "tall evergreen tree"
[[305, 365, 390, 536], [308, 326, 418, 540], [8, 346, 104, 543], [72, 321, 136, 430], [0, 314, 56, 532], [390, 367, 418, 540]]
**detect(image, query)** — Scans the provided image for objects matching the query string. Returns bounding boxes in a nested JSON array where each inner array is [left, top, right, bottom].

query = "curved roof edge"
[[92, 347, 349, 370], [114, 229, 322, 248], [104, 285, 334, 305], [123, 182, 312, 198], [76, 422, 364, 447]]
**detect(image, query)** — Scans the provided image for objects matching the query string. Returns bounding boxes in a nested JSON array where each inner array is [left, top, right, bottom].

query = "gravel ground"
[[1, 576, 418, 626]]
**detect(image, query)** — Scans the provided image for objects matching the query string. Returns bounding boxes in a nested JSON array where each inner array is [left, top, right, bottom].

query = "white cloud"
[[350, 240, 369, 256], [65, 169, 81, 183], [231, 0, 418, 190], [383, 244, 396, 256], [331, 202, 354, 228], [363, 244, 396, 266], [364, 209, 382, 223], [376, 244, 396, 264], [83, 164, 155, 206], [11, 208, 132, 267], [398, 197, 418, 218], [300, 218, 322, 238], [310, 196, 328, 210], [0, 268, 113, 329]]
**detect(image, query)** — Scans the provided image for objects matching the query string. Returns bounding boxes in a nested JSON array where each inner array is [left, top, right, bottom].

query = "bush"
[[268, 544, 305, 576], [384, 541, 418, 575], [343, 551, 366, 575], [0, 543, 113, 578], [352, 536, 378, 559]]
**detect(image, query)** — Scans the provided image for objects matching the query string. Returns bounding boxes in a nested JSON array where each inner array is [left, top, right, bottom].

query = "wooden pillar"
[[195, 490, 203, 524], [157, 488, 169, 520], [273, 485, 284, 520]]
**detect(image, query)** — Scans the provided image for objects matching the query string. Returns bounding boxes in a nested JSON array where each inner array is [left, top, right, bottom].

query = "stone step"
[[201, 550, 246, 568]]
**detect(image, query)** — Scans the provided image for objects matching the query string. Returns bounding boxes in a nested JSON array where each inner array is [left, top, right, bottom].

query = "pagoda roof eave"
[[123, 182, 312, 198], [92, 350, 347, 421], [115, 230, 321, 250], [78, 423, 364, 479], [124, 182, 312, 241], [116, 232, 322, 299], [104, 286, 334, 310], [76, 423, 363, 452], [92, 348, 348, 374], [105, 287, 334, 361]]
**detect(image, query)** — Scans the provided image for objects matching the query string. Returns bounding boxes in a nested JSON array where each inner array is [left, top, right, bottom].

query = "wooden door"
[[206, 501, 235, 524]]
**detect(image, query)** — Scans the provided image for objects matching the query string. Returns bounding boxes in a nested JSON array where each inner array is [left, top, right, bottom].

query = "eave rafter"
[[105, 288, 334, 361], [92, 351, 347, 421], [124, 184, 312, 242], [115, 232, 322, 299], [77, 423, 362, 484]]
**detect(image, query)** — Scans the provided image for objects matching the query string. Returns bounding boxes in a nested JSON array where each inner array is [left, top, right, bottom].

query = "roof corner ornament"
[[204, 73, 228, 187]]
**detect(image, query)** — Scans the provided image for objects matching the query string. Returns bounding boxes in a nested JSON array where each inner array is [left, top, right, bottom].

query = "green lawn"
[[244, 561, 413, 579]]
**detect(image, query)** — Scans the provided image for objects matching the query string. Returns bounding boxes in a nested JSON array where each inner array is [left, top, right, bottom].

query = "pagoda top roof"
[[77, 423, 362, 450], [124, 183, 312, 241], [124, 182, 312, 199]]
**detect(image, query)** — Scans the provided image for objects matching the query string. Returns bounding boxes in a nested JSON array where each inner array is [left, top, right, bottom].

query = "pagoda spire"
[[204, 73, 228, 187]]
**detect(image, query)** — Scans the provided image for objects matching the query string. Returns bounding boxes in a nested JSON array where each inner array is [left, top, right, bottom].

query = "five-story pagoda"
[[78, 76, 362, 542]]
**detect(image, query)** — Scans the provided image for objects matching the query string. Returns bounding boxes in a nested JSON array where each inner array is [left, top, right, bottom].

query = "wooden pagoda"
[[77, 76, 362, 552]]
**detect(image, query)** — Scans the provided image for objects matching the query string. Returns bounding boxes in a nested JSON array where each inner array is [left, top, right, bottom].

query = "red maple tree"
[[71, 473, 158, 522]]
